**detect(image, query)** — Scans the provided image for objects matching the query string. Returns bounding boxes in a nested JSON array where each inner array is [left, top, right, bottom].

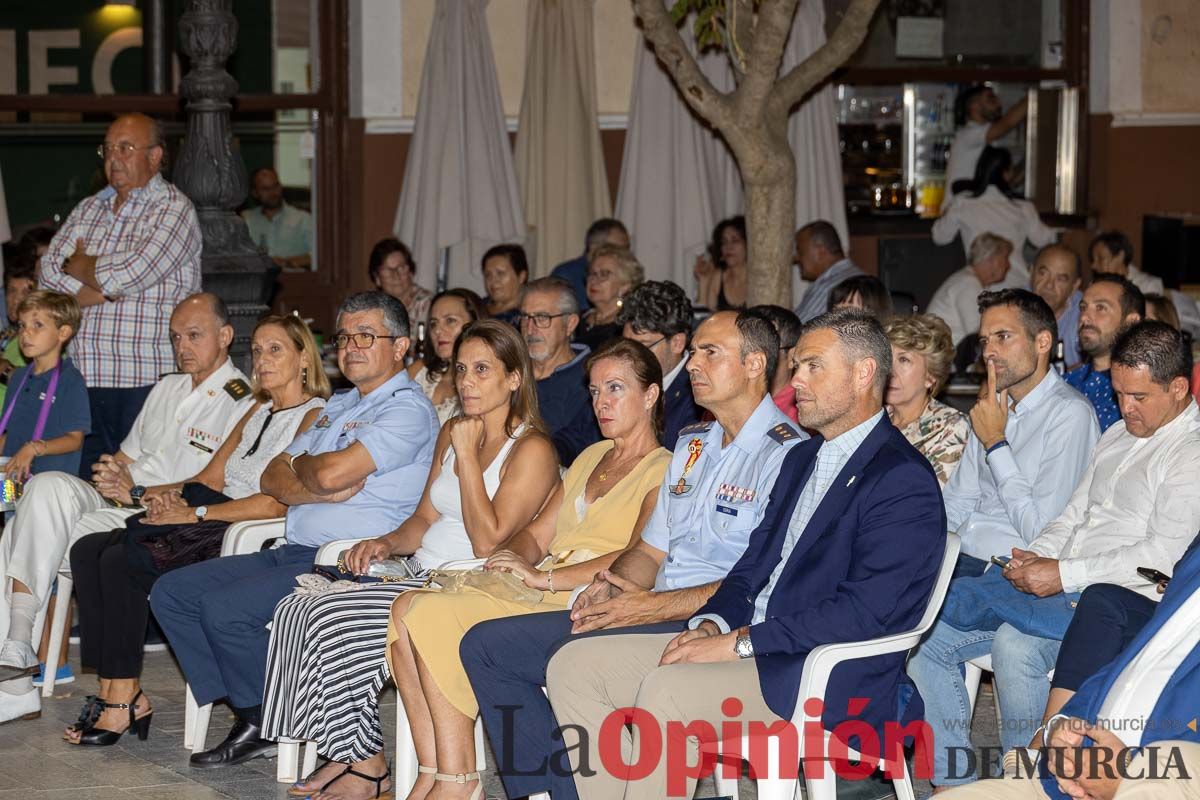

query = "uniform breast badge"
[[671, 438, 704, 496]]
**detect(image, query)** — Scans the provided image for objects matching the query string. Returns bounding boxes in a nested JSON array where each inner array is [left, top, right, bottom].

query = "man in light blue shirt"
[[942, 288, 1099, 579], [460, 309, 805, 800], [241, 168, 313, 271], [1030, 243, 1084, 369], [792, 220, 864, 323], [150, 291, 437, 768]]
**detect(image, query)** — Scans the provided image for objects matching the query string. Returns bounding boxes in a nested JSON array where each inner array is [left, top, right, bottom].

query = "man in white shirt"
[[927, 232, 1014, 345], [0, 293, 251, 723], [941, 288, 1099, 577], [942, 85, 1028, 211], [909, 319, 1200, 791]]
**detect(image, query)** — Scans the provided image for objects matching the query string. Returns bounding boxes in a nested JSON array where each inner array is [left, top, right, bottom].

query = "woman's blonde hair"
[[883, 314, 956, 396], [251, 314, 332, 402], [588, 244, 644, 291], [453, 319, 547, 439]]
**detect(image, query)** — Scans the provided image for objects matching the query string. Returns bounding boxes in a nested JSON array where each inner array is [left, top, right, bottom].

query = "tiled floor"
[[5, 646, 1002, 799]]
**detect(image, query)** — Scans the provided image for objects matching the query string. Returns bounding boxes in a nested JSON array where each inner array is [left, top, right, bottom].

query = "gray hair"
[[969, 232, 1013, 266], [336, 290, 410, 338], [522, 276, 579, 316], [803, 307, 892, 396]]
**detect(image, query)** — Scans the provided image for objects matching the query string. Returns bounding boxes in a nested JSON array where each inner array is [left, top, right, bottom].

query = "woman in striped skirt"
[[260, 320, 559, 799]]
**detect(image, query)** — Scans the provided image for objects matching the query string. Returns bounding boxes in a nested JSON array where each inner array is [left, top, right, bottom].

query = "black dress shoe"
[[189, 719, 277, 768]]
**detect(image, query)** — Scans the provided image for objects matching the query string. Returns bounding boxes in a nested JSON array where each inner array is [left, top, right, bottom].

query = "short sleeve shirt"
[[0, 359, 91, 476], [121, 359, 254, 485], [644, 394, 807, 591], [283, 369, 439, 547], [241, 203, 313, 259]]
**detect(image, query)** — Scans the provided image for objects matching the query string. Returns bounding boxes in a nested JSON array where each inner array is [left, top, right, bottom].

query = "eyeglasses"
[[587, 270, 615, 282], [97, 143, 157, 159], [333, 332, 399, 349], [517, 312, 568, 329], [636, 335, 667, 349]]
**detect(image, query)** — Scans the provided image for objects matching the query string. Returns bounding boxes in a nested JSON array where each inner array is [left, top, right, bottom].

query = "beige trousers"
[[940, 741, 1200, 800], [546, 631, 782, 800], [0, 471, 137, 642]]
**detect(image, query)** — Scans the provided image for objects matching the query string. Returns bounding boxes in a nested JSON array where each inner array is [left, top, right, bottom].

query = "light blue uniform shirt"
[[693, 411, 883, 633], [242, 202, 313, 259], [644, 394, 806, 591], [283, 370, 438, 547], [943, 368, 1099, 561]]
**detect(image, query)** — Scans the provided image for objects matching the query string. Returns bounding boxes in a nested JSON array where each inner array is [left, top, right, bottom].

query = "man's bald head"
[[103, 113, 166, 197], [170, 293, 234, 382], [1030, 243, 1082, 316]]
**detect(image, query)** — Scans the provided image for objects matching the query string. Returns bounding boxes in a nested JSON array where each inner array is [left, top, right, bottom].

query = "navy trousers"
[[461, 610, 685, 800], [1051, 583, 1157, 691], [148, 543, 318, 708], [80, 385, 154, 479]]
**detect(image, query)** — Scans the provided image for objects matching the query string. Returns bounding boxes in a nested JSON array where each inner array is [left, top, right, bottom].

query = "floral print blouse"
[[895, 397, 970, 487]]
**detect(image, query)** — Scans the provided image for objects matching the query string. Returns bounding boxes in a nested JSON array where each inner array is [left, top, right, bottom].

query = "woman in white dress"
[[408, 289, 485, 425], [933, 146, 1058, 280]]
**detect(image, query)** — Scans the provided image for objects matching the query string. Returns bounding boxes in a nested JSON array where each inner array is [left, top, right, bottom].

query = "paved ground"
[[3, 646, 1003, 799]]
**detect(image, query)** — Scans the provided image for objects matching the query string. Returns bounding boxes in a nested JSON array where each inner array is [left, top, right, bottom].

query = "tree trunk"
[[740, 118, 796, 307]]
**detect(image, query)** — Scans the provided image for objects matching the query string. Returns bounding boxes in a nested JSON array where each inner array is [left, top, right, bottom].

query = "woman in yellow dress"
[[388, 338, 671, 800]]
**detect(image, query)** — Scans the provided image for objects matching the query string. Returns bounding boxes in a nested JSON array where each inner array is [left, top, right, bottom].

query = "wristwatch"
[[195, 505, 209, 521], [130, 485, 146, 507], [734, 626, 754, 659]]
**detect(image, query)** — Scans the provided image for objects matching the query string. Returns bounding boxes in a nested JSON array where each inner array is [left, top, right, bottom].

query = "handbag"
[[128, 483, 234, 574]]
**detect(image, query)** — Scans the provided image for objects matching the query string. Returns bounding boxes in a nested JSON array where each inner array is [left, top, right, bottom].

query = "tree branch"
[[634, 0, 733, 125], [768, 0, 880, 117], [733, 0, 800, 121]]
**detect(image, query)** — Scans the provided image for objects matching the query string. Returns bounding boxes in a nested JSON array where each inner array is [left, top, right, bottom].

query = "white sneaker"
[[0, 640, 38, 683], [0, 685, 40, 724]]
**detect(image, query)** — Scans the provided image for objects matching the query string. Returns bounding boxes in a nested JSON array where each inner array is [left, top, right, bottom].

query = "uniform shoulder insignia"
[[677, 420, 714, 436], [223, 378, 251, 400], [767, 422, 800, 443]]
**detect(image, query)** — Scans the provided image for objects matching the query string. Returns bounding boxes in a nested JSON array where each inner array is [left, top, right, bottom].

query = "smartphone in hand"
[[990, 555, 1012, 569], [1137, 566, 1171, 586]]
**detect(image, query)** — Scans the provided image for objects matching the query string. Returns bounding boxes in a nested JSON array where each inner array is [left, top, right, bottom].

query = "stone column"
[[173, 0, 276, 370]]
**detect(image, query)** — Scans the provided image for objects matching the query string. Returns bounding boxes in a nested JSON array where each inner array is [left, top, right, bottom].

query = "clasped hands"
[[1002, 547, 1064, 597], [1043, 715, 1129, 800]]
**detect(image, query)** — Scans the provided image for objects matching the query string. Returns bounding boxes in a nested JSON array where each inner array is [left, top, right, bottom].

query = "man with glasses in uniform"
[[518, 277, 602, 466], [150, 291, 438, 768], [38, 113, 202, 478]]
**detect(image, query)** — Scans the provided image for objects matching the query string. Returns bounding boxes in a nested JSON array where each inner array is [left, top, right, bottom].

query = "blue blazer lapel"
[[770, 416, 894, 571]]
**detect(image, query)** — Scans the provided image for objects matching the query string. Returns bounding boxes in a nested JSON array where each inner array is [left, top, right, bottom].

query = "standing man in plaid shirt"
[[39, 113, 202, 478]]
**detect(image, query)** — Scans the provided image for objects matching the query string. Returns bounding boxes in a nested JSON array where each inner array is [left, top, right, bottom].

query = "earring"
[[302, 367, 309, 384]]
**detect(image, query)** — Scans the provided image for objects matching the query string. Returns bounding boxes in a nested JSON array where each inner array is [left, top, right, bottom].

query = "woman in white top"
[[408, 288, 485, 425], [64, 315, 330, 746], [933, 145, 1058, 280], [259, 320, 559, 800]]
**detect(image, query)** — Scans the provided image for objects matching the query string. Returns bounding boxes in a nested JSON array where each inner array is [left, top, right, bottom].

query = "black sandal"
[[287, 758, 334, 797], [62, 695, 104, 740], [71, 689, 152, 747], [319, 764, 393, 799]]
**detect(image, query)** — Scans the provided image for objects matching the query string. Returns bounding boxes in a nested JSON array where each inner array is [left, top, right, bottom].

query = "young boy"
[[0, 290, 90, 479], [0, 263, 36, 409]]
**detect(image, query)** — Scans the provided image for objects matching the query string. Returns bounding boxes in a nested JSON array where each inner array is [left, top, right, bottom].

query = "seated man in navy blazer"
[[616, 280, 699, 443], [942, 536, 1200, 800], [546, 308, 948, 799]]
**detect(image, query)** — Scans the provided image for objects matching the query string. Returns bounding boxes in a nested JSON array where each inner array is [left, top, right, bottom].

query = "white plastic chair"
[[711, 532, 962, 800], [40, 570, 74, 696], [183, 518, 287, 757]]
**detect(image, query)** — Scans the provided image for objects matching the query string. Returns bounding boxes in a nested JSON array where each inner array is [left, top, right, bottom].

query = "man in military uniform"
[[0, 293, 250, 723], [461, 309, 805, 800]]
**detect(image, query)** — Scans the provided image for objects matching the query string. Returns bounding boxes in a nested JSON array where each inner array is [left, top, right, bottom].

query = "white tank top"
[[223, 397, 325, 499], [412, 424, 526, 569]]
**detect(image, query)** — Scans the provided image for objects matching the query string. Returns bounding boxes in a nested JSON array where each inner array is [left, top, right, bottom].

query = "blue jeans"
[[149, 543, 318, 708], [907, 619, 1061, 787]]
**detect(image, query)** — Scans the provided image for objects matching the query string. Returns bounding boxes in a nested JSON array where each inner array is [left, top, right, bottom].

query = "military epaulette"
[[224, 378, 251, 400], [766, 422, 801, 443], [677, 420, 713, 436]]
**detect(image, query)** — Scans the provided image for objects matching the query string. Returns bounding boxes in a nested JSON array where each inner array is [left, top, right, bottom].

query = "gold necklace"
[[596, 449, 639, 483]]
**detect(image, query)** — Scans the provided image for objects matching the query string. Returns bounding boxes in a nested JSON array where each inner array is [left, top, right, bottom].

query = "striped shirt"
[[39, 174, 201, 387]]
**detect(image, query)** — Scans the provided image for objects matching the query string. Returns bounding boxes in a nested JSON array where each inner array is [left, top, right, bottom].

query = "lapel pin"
[[846, 476, 856, 487]]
